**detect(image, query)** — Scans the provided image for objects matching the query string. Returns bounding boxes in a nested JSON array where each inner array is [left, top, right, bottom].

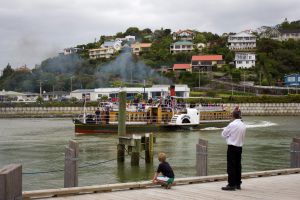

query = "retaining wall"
[[0, 103, 300, 118]]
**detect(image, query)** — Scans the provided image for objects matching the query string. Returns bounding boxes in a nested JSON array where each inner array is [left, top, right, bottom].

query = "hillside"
[[1, 20, 300, 93]]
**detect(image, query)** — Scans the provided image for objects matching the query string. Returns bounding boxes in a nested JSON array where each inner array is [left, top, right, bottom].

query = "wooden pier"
[[22, 168, 300, 200]]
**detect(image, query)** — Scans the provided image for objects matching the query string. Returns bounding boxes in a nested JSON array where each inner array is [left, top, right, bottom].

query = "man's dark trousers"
[[227, 145, 242, 187]]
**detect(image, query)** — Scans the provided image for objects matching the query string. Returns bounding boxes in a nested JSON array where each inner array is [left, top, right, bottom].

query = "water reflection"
[[0, 116, 300, 190]]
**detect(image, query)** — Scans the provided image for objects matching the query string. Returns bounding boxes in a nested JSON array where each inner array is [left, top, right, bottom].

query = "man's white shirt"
[[221, 119, 246, 147]]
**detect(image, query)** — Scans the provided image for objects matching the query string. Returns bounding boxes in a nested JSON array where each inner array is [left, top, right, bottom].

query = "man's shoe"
[[221, 185, 236, 191], [236, 185, 241, 190]]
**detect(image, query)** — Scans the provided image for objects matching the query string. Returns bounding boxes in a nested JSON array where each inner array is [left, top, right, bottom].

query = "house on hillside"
[[89, 47, 115, 59], [234, 52, 256, 69], [228, 32, 256, 51], [102, 41, 122, 51], [63, 47, 82, 56], [170, 41, 194, 54], [278, 29, 300, 41], [172, 30, 195, 41], [173, 64, 192, 72], [191, 55, 224, 71], [131, 42, 152, 55], [284, 74, 300, 86]]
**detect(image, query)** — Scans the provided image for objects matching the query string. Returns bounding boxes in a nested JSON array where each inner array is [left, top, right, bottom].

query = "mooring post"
[[196, 139, 208, 176], [145, 133, 150, 163], [0, 164, 22, 200], [118, 90, 126, 162], [291, 137, 300, 168], [131, 135, 142, 166], [64, 140, 79, 188]]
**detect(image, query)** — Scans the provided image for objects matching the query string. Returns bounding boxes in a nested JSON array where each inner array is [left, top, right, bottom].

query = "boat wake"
[[245, 121, 278, 129], [200, 121, 277, 131]]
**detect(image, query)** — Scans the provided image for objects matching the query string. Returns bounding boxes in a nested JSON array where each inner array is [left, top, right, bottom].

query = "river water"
[[0, 116, 300, 191]]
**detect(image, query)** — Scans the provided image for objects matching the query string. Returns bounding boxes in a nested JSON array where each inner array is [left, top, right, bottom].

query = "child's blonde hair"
[[158, 152, 167, 162]]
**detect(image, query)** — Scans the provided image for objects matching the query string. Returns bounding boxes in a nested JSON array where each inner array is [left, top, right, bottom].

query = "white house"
[[170, 41, 194, 54], [172, 30, 195, 41], [70, 85, 190, 101], [278, 29, 300, 41], [235, 52, 256, 69], [228, 32, 256, 51]]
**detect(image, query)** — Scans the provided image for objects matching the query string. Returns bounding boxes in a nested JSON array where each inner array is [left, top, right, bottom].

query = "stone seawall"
[[224, 103, 300, 116], [0, 103, 300, 118]]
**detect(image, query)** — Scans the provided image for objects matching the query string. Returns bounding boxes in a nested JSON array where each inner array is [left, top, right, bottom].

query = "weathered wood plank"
[[23, 168, 300, 199], [41, 173, 300, 200]]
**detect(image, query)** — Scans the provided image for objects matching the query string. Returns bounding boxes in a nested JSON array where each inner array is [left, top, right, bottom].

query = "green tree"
[[2, 63, 14, 78]]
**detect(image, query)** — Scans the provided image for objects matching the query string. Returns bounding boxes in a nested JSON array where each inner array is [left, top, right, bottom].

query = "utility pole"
[[38, 80, 43, 97], [244, 70, 246, 93], [198, 68, 201, 90], [231, 75, 233, 96], [143, 79, 146, 100], [70, 77, 73, 92]]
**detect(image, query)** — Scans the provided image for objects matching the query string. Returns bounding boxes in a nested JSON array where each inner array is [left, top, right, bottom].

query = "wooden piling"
[[291, 137, 300, 168], [131, 135, 142, 166], [196, 139, 208, 176], [64, 140, 79, 188], [145, 133, 151, 163], [118, 90, 126, 162], [0, 164, 22, 200]]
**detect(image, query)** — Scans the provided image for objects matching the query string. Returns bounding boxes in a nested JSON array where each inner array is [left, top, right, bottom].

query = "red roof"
[[192, 55, 223, 61], [173, 64, 191, 70]]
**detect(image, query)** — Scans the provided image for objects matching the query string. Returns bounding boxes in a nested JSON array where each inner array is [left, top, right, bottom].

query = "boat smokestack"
[[170, 85, 175, 97]]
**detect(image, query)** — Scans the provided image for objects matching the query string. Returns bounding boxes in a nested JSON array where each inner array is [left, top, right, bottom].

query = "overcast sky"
[[0, 0, 300, 70]]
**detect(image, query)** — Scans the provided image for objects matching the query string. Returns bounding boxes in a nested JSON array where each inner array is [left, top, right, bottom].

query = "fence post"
[[196, 139, 208, 176], [0, 164, 22, 200], [291, 138, 300, 168], [64, 140, 79, 188]]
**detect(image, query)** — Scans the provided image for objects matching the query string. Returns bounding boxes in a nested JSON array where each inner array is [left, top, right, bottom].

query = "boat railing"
[[75, 113, 173, 125]]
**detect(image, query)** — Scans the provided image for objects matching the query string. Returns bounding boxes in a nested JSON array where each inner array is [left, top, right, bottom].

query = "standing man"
[[221, 107, 246, 191]]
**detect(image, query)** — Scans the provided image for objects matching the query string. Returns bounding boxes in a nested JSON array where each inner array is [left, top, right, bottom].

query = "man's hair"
[[232, 110, 241, 119], [158, 152, 167, 162]]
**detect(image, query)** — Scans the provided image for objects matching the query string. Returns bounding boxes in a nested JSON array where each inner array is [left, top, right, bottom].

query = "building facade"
[[89, 47, 115, 59], [173, 64, 192, 72], [279, 29, 300, 41], [70, 85, 190, 101], [228, 32, 256, 51], [284, 74, 300, 86], [131, 43, 152, 55], [235, 52, 256, 69], [170, 41, 194, 54], [191, 55, 224, 71], [172, 30, 195, 41]]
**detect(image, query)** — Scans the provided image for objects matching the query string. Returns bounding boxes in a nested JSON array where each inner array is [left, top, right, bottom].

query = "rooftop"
[[172, 41, 194, 45], [173, 64, 191, 70], [192, 55, 223, 61]]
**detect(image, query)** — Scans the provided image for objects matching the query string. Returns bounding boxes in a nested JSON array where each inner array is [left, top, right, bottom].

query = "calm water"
[[0, 116, 300, 191]]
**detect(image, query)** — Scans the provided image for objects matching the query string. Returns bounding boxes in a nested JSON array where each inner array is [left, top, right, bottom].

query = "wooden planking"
[[43, 173, 300, 200], [23, 168, 300, 199]]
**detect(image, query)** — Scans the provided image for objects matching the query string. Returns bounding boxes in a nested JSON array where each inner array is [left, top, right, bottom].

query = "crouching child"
[[152, 152, 175, 189]]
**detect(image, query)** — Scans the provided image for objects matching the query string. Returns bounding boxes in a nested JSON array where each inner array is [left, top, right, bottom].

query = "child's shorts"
[[157, 176, 174, 184]]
